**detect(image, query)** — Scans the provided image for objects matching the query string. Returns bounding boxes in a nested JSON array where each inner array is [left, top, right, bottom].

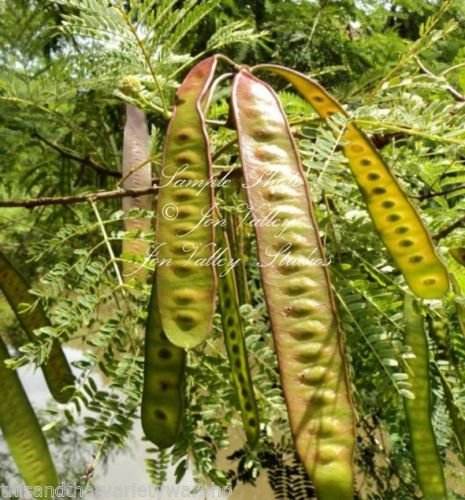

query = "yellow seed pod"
[[254, 64, 449, 300]]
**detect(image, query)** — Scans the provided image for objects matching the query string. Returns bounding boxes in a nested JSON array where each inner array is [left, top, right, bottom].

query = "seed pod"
[[156, 56, 218, 348], [216, 218, 259, 445], [0, 250, 75, 403], [232, 69, 355, 499], [141, 272, 186, 448], [223, 180, 251, 305], [404, 293, 447, 499], [122, 104, 153, 282], [254, 64, 448, 300], [0, 336, 58, 495]]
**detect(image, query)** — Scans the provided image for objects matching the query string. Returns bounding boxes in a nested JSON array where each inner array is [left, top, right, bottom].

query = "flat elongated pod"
[[254, 64, 449, 300], [404, 293, 447, 499], [122, 104, 153, 282], [141, 272, 186, 448], [156, 56, 218, 348], [0, 250, 74, 403], [0, 337, 58, 496], [232, 70, 355, 499], [216, 220, 259, 445]]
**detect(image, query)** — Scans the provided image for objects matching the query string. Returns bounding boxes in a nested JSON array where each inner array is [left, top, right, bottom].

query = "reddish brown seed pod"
[[231, 69, 355, 500]]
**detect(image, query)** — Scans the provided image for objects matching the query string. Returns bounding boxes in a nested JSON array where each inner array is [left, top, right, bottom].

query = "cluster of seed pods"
[[121, 104, 153, 283], [215, 218, 259, 445], [147, 55, 453, 496], [254, 65, 449, 300], [403, 294, 447, 499], [155, 56, 218, 349], [231, 69, 355, 499], [0, 336, 58, 497], [0, 250, 75, 403], [141, 273, 186, 448]]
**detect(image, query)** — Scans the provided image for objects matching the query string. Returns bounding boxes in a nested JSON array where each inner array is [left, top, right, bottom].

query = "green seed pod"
[[122, 104, 152, 282], [216, 218, 259, 445], [0, 250, 75, 403], [223, 180, 251, 305], [254, 64, 449, 300], [404, 293, 448, 499], [156, 56, 218, 348], [0, 336, 58, 496], [141, 272, 186, 449], [232, 69, 355, 499]]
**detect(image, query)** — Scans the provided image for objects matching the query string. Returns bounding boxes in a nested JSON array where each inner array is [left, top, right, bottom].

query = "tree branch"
[[0, 186, 158, 209], [416, 57, 465, 103], [411, 183, 465, 200], [33, 132, 122, 178], [0, 166, 243, 209], [433, 215, 465, 241]]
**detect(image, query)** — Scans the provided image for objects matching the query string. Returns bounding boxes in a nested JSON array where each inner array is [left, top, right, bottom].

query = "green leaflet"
[[0, 336, 58, 496], [156, 56, 218, 348], [141, 271, 186, 448], [439, 371, 465, 464], [0, 250, 75, 403], [232, 69, 355, 500], [121, 104, 153, 283], [449, 248, 465, 267], [404, 293, 448, 499], [216, 217, 259, 445], [254, 64, 449, 300]]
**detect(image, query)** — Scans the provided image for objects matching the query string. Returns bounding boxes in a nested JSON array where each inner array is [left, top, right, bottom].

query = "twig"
[[416, 57, 465, 102], [434, 214, 465, 241], [0, 186, 158, 208], [90, 200, 125, 289], [411, 183, 465, 200], [33, 132, 121, 178]]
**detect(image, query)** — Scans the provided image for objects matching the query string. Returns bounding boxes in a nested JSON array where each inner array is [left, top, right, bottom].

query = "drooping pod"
[[141, 272, 186, 448], [215, 217, 259, 445], [232, 69, 355, 499], [403, 293, 447, 499], [254, 64, 449, 300], [122, 104, 153, 282], [156, 56, 218, 348], [0, 250, 75, 403], [0, 336, 58, 496]]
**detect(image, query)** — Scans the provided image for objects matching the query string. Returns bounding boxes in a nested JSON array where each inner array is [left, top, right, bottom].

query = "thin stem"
[[90, 200, 125, 290], [416, 57, 465, 102], [434, 214, 465, 241], [355, 119, 465, 147], [33, 132, 121, 178], [411, 183, 465, 200], [118, 157, 154, 187], [118, 6, 169, 118]]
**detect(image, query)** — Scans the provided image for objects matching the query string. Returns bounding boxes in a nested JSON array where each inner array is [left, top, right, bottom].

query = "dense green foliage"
[[1, 0, 465, 498]]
